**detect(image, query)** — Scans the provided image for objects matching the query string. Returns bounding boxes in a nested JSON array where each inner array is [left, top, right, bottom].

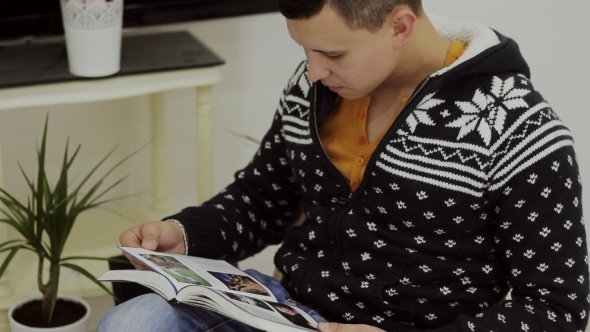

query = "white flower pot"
[[60, 0, 124, 77], [8, 295, 91, 332]]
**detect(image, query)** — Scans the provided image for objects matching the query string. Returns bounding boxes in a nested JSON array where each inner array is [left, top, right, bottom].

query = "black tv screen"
[[0, 0, 279, 42]]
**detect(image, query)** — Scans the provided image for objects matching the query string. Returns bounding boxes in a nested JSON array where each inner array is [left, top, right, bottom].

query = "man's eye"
[[325, 54, 342, 59]]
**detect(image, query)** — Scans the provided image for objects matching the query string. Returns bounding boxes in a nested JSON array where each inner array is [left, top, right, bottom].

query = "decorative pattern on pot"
[[61, 0, 123, 29]]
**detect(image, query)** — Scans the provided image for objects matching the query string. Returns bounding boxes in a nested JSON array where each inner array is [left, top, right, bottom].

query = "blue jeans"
[[97, 269, 325, 332]]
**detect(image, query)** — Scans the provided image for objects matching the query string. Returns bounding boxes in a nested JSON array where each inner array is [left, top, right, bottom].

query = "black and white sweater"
[[169, 16, 588, 332]]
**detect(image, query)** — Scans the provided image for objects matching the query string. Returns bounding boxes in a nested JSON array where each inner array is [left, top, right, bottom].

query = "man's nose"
[[306, 54, 330, 83]]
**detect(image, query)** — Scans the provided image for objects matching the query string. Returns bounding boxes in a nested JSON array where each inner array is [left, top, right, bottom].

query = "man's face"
[[287, 5, 398, 100]]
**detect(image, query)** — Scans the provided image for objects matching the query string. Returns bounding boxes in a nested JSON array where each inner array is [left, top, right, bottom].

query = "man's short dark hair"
[[279, 0, 422, 32]]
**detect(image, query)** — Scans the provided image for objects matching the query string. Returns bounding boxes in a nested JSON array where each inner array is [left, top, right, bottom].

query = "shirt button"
[[351, 182, 359, 191], [355, 157, 365, 166], [358, 111, 365, 120], [359, 136, 367, 145]]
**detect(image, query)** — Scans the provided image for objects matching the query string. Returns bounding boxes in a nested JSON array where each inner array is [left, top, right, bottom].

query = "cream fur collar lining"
[[428, 14, 501, 77]]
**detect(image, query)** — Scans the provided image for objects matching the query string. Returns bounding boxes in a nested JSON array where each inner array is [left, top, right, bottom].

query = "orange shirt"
[[319, 40, 467, 190]]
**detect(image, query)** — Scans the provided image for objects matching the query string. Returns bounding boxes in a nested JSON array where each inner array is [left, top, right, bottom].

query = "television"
[[0, 0, 279, 42]]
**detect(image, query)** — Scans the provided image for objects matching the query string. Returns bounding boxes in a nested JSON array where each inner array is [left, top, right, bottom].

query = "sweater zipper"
[[356, 76, 432, 183], [311, 84, 351, 269], [311, 77, 432, 268], [317, 76, 432, 200], [312, 84, 351, 202]]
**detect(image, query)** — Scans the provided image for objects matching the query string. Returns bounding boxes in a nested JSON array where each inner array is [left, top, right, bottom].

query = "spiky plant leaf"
[[60, 263, 115, 298], [0, 115, 140, 323], [0, 246, 21, 279]]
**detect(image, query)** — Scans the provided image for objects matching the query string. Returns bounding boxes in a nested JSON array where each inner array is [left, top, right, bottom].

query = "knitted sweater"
[[169, 16, 588, 332]]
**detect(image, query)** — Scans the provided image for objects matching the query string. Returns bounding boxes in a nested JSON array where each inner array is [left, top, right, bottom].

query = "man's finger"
[[119, 222, 162, 250], [119, 226, 142, 248], [317, 322, 386, 332], [139, 222, 162, 250], [122, 252, 149, 270], [317, 322, 342, 332]]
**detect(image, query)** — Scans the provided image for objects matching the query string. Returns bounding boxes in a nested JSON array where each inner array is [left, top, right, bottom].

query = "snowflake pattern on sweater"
[[169, 19, 588, 332]]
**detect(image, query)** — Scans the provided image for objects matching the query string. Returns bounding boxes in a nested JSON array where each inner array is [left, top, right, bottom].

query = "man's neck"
[[372, 14, 451, 103]]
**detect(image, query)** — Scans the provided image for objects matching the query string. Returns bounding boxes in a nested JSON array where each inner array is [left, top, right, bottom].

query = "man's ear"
[[387, 7, 417, 48]]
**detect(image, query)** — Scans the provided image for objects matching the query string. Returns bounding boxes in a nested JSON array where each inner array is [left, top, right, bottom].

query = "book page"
[[99, 269, 176, 300], [217, 290, 318, 331], [178, 287, 317, 332], [120, 247, 277, 301]]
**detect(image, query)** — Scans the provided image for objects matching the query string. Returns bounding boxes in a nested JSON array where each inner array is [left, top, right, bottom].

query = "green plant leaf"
[[92, 205, 140, 225], [227, 130, 261, 145], [39, 241, 52, 259], [0, 239, 24, 251], [0, 212, 35, 244], [61, 255, 120, 262], [86, 175, 130, 207], [0, 202, 35, 242], [0, 246, 21, 279], [60, 262, 115, 298], [0, 201, 26, 223], [68, 141, 148, 209], [35, 115, 49, 247], [0, 115, 144, 323], [0, 187, 30, 217], [47, 263, 60, 323], [82, 186, 150, 216], [17, 162, 36, 194], [52, 138, 70, 251], [63, 147, 116, 205]]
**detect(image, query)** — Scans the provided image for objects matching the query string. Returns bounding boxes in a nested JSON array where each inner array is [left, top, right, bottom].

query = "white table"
[[0, 65, 222, 329]]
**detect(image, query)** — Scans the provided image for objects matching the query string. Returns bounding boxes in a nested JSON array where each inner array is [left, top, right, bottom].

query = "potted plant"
[[0, 117, 137, 331]]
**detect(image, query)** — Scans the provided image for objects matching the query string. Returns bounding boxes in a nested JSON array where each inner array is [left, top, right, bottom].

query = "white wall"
[[0, 1, 588, 277]]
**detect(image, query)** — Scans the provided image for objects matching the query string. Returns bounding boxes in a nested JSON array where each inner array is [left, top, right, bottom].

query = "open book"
[[99, 247, 318, 332]]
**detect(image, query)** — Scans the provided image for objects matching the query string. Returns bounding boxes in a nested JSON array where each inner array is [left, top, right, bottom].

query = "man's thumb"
[[318, 322, 340, 332], [141, 237, 158, 250], [139, 222, 161, 250]]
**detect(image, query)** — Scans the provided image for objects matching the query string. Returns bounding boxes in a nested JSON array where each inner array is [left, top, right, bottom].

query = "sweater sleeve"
[[166, 63, 307, 262], [426, 135, 588, 331]]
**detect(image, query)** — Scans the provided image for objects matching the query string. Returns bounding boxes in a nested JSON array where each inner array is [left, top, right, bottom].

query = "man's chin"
[[327, 86, 343, 93], [336, 90, 364, 100]]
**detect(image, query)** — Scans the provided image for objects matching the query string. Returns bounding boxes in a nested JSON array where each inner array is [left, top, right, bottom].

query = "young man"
[[99, 1, 588, 331]]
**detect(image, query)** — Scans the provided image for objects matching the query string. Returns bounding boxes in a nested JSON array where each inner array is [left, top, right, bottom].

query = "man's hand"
[[317, 322, 386, 332], [119, 221, 186, 269]]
